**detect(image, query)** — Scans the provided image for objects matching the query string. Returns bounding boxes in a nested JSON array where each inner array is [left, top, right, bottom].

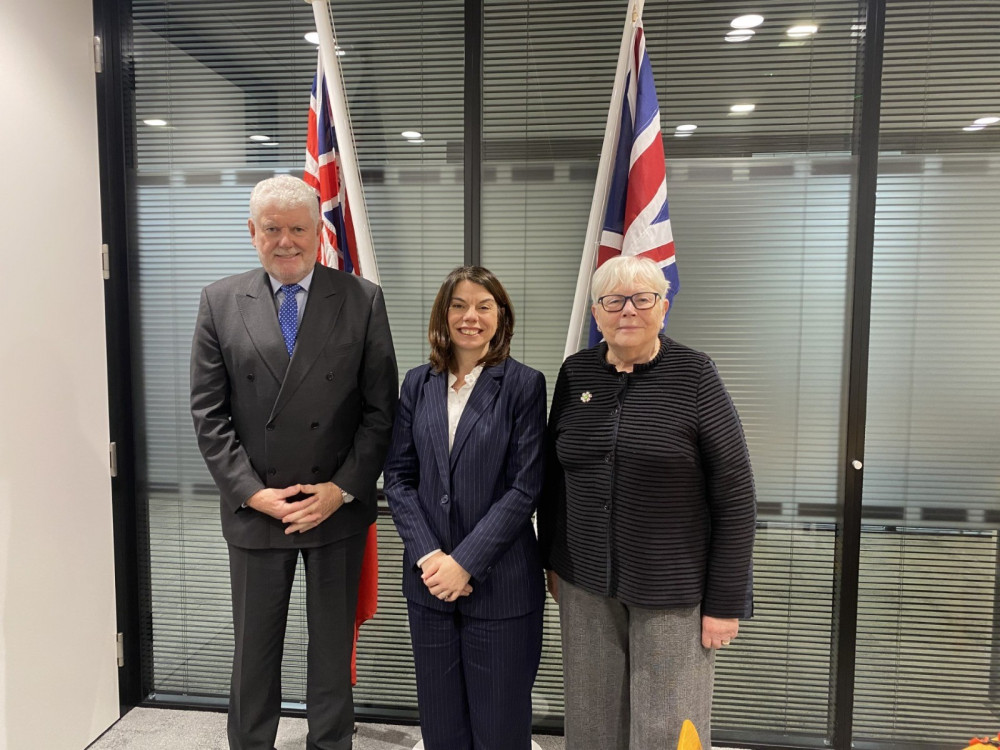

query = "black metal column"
[[830, 0, 886, 747], [93, 0, 151, 713], [463, 0, 483, 266]]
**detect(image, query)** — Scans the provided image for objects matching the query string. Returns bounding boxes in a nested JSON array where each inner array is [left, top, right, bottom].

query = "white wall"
[[0, 0, 120, 747]]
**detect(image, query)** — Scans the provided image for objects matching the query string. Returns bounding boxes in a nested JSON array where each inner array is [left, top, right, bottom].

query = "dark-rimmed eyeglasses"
[[596, 292, 661, 312]]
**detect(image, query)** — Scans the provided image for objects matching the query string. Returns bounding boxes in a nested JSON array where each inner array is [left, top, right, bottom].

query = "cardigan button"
[[440, 494, 449, 505]]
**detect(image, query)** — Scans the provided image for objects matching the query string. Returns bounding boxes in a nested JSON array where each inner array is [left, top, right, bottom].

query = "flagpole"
[[563, 0, 645, 360], [306, 0, 380, 285]]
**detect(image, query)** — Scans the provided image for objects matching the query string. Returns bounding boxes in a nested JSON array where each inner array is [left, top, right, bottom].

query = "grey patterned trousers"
[[558, 578, 714, 750]]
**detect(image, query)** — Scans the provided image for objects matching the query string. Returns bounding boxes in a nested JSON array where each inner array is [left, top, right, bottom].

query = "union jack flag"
[[303, 49, 377, 686], [590, 21, 679, 345], [304, 54, 360, 275]]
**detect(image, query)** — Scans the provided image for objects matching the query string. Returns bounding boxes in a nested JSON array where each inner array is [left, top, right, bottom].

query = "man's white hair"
[[249, 174, 320, 225]]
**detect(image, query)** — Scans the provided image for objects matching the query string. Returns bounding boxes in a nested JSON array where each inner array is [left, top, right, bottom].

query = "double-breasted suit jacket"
[[384, 358, 547, 619], [190, 263, 398, 548]]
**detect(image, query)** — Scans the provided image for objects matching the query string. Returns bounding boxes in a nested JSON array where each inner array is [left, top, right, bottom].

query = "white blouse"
[[446, 364, 484, 451]]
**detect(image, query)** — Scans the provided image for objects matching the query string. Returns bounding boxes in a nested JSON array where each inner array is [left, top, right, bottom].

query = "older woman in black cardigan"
[[538, 254, 756, 749]]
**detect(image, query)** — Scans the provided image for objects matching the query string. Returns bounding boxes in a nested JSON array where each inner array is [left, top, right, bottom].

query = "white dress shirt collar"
[[267, 267, 315, 294]]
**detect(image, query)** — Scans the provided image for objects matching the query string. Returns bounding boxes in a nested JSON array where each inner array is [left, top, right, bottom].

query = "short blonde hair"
[[591, 255, 670, 303], [249, 174, 320, 225]]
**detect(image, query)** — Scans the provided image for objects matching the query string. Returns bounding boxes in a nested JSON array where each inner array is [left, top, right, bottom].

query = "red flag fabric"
[[351, 524, 379, 682]]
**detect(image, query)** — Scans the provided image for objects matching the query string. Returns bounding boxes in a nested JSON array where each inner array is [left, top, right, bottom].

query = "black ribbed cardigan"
[[538, 335, 756, 617]]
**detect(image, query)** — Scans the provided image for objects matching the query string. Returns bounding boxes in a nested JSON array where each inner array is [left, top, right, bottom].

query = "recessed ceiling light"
[[262, 141, 279, 147], [973, 116, 999, 126], [407, 138, 426, 145], [303, 33, 344, 55], [674, 132, 693, 138], [731, 14, 764, 29], [725, 29, 755, 43], [963, 125, 985, 132], [675, 124, 698, 132], [143, 119, 167, 127], [401, 130, 422, 139], [787, 24, 818, 39], [249, 134, 271, 142], [730, 103, 756, 114]]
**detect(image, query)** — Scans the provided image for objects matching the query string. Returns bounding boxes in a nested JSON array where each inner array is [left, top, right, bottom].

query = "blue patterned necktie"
[[278, 283, 303, 357]]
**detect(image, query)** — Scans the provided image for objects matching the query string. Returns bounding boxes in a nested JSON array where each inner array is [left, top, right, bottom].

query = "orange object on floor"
[[677, 719, 703, 750]]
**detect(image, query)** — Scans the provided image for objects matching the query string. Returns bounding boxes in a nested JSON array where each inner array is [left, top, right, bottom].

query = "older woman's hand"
[[701, 615, 739, 649]]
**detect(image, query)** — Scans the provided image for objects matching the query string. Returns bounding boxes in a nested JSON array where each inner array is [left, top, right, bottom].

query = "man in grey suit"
[[191, 174, 398, 750]]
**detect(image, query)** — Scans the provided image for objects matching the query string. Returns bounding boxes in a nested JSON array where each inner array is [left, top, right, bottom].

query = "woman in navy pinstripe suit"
[[384, 266, 547, 750]]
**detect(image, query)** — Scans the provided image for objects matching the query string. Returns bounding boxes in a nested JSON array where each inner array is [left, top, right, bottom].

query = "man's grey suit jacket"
[[191, 263, 398, 549]]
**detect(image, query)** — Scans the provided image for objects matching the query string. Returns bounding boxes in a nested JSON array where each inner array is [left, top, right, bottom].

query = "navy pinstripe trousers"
[[407, 601, 543, 750]]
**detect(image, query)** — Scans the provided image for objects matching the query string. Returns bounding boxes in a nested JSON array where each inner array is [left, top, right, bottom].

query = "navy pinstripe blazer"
[[384, 357, 547, 619]]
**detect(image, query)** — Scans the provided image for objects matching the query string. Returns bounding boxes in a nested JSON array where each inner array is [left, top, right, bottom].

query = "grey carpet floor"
[[86, 707, 740, 749], [86, 707, 567, 749]]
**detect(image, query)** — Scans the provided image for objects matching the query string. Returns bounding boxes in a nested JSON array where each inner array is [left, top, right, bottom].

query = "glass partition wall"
[[111, 0, 1000, 746]]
